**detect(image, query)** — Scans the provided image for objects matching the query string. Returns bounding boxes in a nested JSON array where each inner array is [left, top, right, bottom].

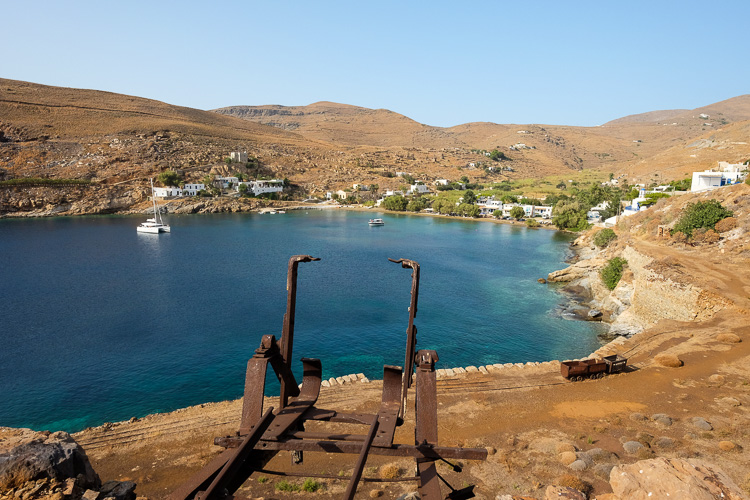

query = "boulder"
[[609, 457, 747, 500], [0, 428, 100, 491], [622, 441, 644, 454]]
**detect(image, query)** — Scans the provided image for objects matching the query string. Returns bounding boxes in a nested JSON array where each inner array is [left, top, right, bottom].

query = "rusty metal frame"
[[168, 255, 486, 500]]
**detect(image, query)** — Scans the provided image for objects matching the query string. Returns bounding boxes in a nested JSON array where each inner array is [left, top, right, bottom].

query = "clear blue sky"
[[3, 1, 749, 127]]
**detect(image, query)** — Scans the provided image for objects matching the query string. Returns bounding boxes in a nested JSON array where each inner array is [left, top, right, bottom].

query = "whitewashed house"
[[690, 162, 745, 192], [236, 179, 285, 196], [434, 179, 450, 186], [410, 183, 430, 195], [182, 183, 205, 196], [215, 176, 239, 189], [153, 186, 182, 198]]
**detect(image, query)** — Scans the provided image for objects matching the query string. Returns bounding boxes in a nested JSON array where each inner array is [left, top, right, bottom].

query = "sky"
[[3, 0, 749, 128]]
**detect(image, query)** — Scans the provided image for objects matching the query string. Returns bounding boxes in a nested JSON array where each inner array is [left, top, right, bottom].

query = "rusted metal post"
[[279, 255, 319, 408], [388, 258, 420, 419]]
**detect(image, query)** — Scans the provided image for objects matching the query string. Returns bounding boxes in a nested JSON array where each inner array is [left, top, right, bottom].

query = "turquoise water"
[[0, 210, 601, 432]]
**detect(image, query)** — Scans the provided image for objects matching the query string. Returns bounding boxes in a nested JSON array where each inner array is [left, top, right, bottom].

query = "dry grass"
[[555, 474, 592, 496]]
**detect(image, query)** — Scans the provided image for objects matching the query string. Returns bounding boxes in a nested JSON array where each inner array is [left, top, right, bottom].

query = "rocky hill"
[[3, 78, 750, 217]]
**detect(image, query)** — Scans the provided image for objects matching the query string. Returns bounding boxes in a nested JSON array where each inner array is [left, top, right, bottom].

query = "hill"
[[2, 78, 750, 217]]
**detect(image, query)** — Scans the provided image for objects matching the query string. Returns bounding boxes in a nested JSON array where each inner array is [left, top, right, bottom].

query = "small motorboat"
[[368, 218, 385, 226]]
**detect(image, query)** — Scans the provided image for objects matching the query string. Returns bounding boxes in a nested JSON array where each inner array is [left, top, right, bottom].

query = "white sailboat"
[[137, 178, 171, 234]]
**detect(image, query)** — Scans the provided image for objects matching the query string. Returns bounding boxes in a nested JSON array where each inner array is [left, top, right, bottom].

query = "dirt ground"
[[73, 233, 750, 499]]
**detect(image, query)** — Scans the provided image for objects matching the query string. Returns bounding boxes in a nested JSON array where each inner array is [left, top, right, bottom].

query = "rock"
[[609, 457, 747, 500], [708, 374, 725, 385], [569, 459, 588, 471], [629, 412, 647, 422], [82, 490, 100, 500], [593, 463, 614, 479], [0, 428, 100, 491], [717, 333, 741, 343], [559, 451, 578, 466], [718, 441, 737, 452], [369, 489, 383, 498], [588, 309, 602, 318], [538, 278, 547, 284], [622, 441, 644, 454], [652, 437, 676, 450], [396, 493, 420, 500], [547, 258, 608, 282], [654, 354, 683, 368], [544, 485, 586, 500], [650, 413, 672, 427], [555, 442, 577, 454], [716, 397, 741, 407], [691, 417, 713, 431], [99, 480, 137, 500]]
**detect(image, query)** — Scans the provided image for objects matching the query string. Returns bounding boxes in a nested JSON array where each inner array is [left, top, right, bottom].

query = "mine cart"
[[561, 354, 628, 381]]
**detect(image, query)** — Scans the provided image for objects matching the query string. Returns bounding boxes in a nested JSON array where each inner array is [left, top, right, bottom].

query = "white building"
[[237, 179, 285, 196], [410, 183, 430, 195], [215, 176, 239, 189], [434, 179, 450, 186], [690, 162, 746, 192], [230, 151, 248, 163], [153, 186, 182, 198], [182, 183, 205, 196]]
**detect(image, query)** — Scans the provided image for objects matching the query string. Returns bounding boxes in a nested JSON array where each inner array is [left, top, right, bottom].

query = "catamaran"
[[137, 178, 171, 234]]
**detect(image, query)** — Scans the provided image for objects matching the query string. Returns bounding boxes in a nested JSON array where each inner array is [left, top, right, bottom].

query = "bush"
[[593, 228, 617, 248], [601, 257, 627, 290], [671, 231, 688, 244], [302, 479, 321, 492], [382, 195, 408, 211], [714, 217, 738, 233], [671, 200, 733, 237], [275, 480, 300, 492], [692, 228, 720, 245], [525, 218, 540, 228]]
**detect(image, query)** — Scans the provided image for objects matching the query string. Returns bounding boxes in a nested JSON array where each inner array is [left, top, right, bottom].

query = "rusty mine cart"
[[169, 255, 487, 500], [561, 354, 628, 381]]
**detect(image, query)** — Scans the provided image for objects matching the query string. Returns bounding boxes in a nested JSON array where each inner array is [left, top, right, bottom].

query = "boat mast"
[[150, 178, 160, 224]]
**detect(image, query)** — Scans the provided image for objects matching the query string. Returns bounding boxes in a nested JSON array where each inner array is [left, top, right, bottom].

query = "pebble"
[[630, 412, 647, 422]]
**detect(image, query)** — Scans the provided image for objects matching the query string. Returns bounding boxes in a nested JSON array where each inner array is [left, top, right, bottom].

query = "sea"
[[0, 209, 603, 433]]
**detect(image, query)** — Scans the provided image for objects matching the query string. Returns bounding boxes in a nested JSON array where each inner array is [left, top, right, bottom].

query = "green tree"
[[457, 203, 480, 217], [383, 195, 408, 211], [671, 200, 734, 237], [463, 189, 477, 204], [593, 228, 617, 248], [407, 198, 426, 212], [492, 209, 503, 218], [157, 170, 180, 187], [552, 200, 589, 230], [601, 257, 627, 290], [510, 206, 525, 219], [500, 194, 518, 204], [238, 183, 248, 195], [489, 149, 507, 161]]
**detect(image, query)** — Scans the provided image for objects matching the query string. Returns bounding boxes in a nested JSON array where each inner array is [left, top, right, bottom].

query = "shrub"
[[693, 228, 720, 245], [672, 231, 688, 244], [671, 200, 733, 237], [556, 474, 592, 496], [302, 479, 321, 492], [715, 217, 738, 233], [593, 228, 617, 248], [275, 480, 300, 492], [654, 354, 683, 368], [525, 218, 540, 228], [601, 257, 627, 290]]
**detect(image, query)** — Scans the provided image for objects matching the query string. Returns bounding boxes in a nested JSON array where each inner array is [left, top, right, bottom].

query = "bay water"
[[0, 210, 602, 432]]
